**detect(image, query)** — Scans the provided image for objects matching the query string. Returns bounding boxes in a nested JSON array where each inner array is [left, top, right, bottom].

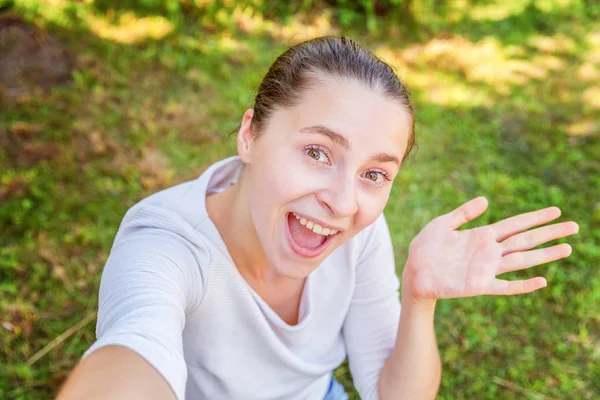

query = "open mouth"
[[285, 212, 338, 258]]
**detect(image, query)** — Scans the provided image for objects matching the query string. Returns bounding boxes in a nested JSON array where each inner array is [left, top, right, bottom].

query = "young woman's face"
[[241, 77, 412, 279]]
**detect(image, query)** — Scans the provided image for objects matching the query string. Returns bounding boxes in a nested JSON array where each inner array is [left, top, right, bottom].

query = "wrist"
[[401, 266, 438, 311], [401, 289, 437, 312]]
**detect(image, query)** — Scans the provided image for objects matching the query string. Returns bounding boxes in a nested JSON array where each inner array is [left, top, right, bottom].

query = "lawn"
[[1, 1, 599, 399]]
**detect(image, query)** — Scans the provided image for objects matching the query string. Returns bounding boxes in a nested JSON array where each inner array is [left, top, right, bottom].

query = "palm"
[[403, 197, 578, 300]]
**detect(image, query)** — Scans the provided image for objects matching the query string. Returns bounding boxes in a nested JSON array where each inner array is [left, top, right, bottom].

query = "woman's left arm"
[[377, 291, 440, 400], [379, 196, 579, 399]]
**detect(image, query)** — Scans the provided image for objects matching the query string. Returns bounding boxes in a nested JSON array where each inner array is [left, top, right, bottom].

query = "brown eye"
[[366, 171, 379, 181], [307, 148, 320, 160]]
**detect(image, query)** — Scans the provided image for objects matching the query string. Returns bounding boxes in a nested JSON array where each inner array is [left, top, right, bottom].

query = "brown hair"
[[248, 35, 416, 160]]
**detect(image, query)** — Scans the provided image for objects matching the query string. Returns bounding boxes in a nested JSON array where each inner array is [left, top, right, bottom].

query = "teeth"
[[292, 213, 339, 237]]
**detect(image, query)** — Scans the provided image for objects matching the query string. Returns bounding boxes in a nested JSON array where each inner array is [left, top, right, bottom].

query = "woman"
[[58, 36, 578, 400]]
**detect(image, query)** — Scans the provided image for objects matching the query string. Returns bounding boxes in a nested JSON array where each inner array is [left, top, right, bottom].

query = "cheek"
[[247, 154, 306, 222], [255, 150, 327, 204], [356, 188, 391, 226]]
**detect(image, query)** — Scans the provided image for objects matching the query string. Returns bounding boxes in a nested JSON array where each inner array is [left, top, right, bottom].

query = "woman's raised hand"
[[402, 197, 579, 303]]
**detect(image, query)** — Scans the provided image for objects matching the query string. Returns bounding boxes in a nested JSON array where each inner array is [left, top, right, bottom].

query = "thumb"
[[443, 196, 489, 230]]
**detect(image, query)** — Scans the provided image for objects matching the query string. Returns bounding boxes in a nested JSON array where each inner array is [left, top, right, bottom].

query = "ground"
[[0, 1, 599, 399]]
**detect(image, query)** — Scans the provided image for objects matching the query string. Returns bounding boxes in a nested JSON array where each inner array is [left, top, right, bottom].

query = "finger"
[[442, 196, 489, 230], [497, 243, 572, 275], [501, 221, 579, 256], [490, 206, 561, 242], [487, 277, 547, 296]]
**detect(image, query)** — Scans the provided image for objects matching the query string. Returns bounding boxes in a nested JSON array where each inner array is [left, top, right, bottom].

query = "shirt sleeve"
[[342, 213, 401, 400], [83, 221, 204, 400]]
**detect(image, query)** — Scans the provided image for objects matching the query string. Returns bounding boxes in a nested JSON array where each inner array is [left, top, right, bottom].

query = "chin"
[[269, 249, 326, 280]]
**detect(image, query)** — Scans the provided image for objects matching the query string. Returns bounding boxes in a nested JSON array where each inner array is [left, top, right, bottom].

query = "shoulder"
[[355, 213, 392, 254], [327, 213, 393, 274], [348, 213, 395, 276], [119, 177, 205, 232], [115, 155, 243, 244], [104, 179, 219, 310], [361, 213, 390, 238], [106, 157, 243, 309]]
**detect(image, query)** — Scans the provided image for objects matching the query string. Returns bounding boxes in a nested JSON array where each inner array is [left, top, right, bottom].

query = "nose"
[[317, 173, 358, 218]]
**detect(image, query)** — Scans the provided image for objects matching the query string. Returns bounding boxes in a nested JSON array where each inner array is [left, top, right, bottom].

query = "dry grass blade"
[[27, 312, 97, 366], [492, 376, 548, 400]]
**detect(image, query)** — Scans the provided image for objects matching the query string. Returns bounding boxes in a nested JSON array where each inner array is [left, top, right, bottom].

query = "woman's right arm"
[[56, 211, 205, 400], [57, 345, 176, 400]]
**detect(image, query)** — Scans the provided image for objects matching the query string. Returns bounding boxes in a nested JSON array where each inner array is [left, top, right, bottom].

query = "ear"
[[237, 108, 255, 164]]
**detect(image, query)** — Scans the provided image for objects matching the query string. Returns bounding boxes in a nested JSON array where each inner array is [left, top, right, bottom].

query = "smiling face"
[[238, 76, 412, 279]]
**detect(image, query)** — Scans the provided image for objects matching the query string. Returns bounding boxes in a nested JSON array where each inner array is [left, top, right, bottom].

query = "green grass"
[[1, 1, 599, 399]]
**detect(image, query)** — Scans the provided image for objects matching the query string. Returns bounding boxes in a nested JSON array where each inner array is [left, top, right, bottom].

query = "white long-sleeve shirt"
[[83, 156, 401, 400]]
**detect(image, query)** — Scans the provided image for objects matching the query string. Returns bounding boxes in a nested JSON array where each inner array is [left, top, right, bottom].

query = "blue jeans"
[[323, 376, 349, 400]]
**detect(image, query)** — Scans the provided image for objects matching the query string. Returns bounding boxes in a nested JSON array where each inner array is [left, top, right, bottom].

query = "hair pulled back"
[[250, 36, 416, 160]]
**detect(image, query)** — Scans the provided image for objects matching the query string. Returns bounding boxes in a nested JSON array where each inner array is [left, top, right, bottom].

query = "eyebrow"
[[299, 125, 351, 150], [299, 124, 400, 166], [372, 152, 400, 166]]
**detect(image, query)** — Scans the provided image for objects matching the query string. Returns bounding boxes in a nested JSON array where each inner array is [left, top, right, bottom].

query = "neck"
[[207, 166, 281, 285]]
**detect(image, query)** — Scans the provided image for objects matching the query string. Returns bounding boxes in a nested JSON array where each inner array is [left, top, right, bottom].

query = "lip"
[[285, 213, 337, 259]]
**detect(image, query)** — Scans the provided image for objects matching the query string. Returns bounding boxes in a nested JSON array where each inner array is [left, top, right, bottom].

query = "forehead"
[[277, 77, 411, 157]]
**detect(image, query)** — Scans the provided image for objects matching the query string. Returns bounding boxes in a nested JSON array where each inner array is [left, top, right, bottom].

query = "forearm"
[[57, 345, 177, 400], [378, 292, 441, 400]]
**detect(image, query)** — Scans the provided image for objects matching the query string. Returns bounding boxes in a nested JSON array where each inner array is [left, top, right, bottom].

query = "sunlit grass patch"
[[231, 5, 338, 42], [85, 12, 173, 44], [565, 120, 600, 137], [528, 33, 577, 54], [582, 86, 600, 110], [467, 0, 530, 21], [378, 34, 578, 104]]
